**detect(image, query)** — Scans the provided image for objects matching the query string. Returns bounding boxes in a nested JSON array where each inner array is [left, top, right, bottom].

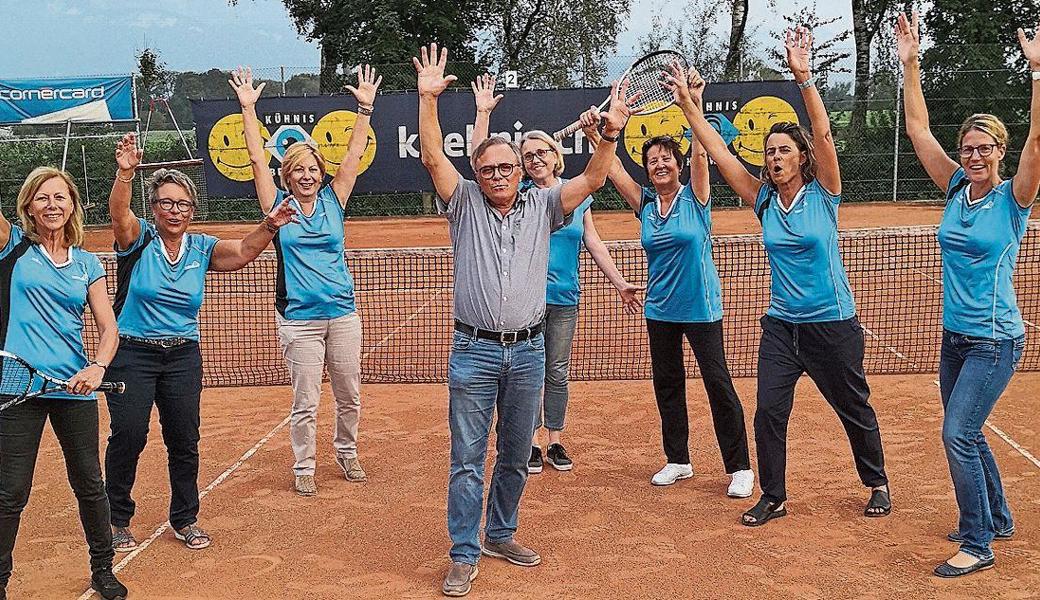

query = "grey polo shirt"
[[438, 176, 566, 331]]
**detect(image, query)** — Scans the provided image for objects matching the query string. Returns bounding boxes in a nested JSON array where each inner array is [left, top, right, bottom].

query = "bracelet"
[[262, 217, 279, 233], [357, 105, 373, 117], [797, 77, 815, 90], [598, 127, 620, 143], [1031, 71, 1040, 82], [115, 171, 134, 183], [87, 360, 108, 370]]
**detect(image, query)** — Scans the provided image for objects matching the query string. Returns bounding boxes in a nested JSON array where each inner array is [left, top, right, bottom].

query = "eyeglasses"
[[522, 148, 555, 164], [958, 143, 1001, 158], [477, 163, 520, 179], [155, 198, 196, 213]]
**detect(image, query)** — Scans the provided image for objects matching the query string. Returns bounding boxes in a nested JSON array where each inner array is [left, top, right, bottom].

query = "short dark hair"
[[760, 122, 817, 187], [640, 135, 686, 180]]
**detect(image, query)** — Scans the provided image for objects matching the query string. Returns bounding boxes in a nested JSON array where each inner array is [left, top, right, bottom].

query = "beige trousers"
[[276, 312, 362, 476]]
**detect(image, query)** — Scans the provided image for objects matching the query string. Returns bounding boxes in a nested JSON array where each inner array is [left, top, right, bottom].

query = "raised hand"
[[617, 282, 645, 315], [785, 26, 813, 80], [579, 105, 602, 141], [895, 12, 921, 66], [345, 64, 382, 107], [115, 132, 143, 172], [471, 73, 503, 113], [265, 198, 299, 228], [662, 60, 697, 109], [413, 43, 458, 98], [599, 79, 641, 135], [1019, 20, 1040, 68], [228, 66, 266, 108]]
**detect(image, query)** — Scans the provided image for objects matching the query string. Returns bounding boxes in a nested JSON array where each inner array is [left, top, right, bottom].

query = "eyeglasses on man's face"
[[477, 163, 520, 180]]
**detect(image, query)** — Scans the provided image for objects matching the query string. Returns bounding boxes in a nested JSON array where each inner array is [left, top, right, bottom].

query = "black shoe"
[[933, 555, 995, 578], [91, 568, 128, 600], [545, 443, 573, 471], [528, 446, 543, 474]]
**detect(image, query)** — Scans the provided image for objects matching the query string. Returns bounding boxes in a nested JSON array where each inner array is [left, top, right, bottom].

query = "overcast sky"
[[0, 0, 855, 78]]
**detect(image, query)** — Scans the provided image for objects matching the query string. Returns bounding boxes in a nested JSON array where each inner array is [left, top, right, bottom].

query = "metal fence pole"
[[281, 66, 286, 96], [892, 69, 902, 202]]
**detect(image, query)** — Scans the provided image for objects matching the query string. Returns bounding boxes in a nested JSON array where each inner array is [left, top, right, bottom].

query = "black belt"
[[454, 320, 543, 344], [120, 335, 195, 349]]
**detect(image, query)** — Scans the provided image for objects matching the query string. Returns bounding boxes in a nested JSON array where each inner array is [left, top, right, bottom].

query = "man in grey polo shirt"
[[413, 43, 639, 597]]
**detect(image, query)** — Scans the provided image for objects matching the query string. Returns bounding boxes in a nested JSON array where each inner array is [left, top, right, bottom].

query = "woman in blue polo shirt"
[[232, 65, 381, 496], [684, 28, 891, 526], [104, 133, 295, 553], [583, 63, 754, 498], [0, 168, 127, 600], [897, 13, 1040, 578], [469, 76, 643, 474]]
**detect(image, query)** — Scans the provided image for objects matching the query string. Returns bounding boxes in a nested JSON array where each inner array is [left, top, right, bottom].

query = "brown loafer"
[[442, 562, 478, 596], [481, 539, 541, 566]]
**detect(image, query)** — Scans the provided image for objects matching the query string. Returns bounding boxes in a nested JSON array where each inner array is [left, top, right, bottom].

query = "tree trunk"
[[849, 0, 879, 148], [723, 0, 749, 81], [319, 42, 339, 95]]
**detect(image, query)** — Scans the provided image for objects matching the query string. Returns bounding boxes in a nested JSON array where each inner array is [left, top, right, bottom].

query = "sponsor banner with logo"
[[0, 76, 135, 125], [191, 81, 807, 198]]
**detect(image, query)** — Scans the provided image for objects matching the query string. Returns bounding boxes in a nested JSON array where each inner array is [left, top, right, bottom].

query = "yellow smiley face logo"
[[731, 96, 799, 167], [208, 114, 272, 181], [311, 110, 377, 176], [622, 105, 691, 166]]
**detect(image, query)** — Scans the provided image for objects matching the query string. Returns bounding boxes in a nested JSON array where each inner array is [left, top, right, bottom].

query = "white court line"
[[930, 380, 1040, 472], [862, 324, 918, 369], [77, 292, 445, 599]]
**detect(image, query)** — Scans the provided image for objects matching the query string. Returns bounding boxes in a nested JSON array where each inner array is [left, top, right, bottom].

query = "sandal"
[[742, 497, 787, 527], [864, 488, 891, 517], [112, 526, 137, 552], [174, 524, 212, 550]]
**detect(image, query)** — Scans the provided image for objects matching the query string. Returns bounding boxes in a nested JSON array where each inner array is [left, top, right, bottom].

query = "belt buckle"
[[499, 330, 518, 344]]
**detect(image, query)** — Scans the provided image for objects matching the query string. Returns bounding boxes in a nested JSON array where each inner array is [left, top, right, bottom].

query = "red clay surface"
[[10, 203, 1040, 599]]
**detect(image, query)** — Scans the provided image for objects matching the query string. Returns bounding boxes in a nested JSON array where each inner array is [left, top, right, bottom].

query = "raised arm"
[[580, 108, 643, 213], [582, 212, 644, 314], [330, 65, 382, 207], [663, 61, 711, 204], [562, 80, 638, 213], [896, 12, 959, 192], [229, 66, 278, 212], [413, 44, 461, 200], [110, 132, 143, 250], [0, 205, 8, 250], [785, 27, 840, 194], [685, 68, 761, 204], [210, 199, 297, 271], [470, 73, 503, 150], [1013, 21, 1040, 207]]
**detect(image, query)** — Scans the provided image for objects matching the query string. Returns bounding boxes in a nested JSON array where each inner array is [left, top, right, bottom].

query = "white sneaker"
[[651, 463, 693, 486], [727, 469, 755, 498]]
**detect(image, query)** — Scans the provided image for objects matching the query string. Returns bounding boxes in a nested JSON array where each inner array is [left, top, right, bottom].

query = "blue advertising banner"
[[0, 76, 135, 124], [191, 81, 808, 197]]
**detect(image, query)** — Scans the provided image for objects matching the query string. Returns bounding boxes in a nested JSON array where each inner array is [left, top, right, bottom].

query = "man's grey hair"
[[146, 168, 198, 204], [470, 135, 523, 171]]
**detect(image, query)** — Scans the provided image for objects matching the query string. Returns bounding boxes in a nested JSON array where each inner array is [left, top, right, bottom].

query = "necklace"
[[161, 238, 181, 262]]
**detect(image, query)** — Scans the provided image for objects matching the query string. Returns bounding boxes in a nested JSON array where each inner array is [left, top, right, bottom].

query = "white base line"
[[862, 325, 918, 369], [77, 293, 444, 599], [930, 380, 1040, 471]]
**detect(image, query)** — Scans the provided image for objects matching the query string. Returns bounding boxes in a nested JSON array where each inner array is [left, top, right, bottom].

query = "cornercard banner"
[[191, 81, 808, 197], [0, 76, 135, 124]]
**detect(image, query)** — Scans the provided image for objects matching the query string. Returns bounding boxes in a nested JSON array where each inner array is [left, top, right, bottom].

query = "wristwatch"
[[88, 360, 108, 369], [797, 77, 816, 90], [1032, 71, 1040, 81]]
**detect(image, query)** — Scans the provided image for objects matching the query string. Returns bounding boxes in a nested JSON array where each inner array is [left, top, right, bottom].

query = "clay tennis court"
[[10, 203, 1040, 599]]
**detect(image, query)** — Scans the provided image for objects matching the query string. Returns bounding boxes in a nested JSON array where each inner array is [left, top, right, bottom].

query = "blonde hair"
[[280, 141, 327, 184], [957, 114, 1010, 149], [16, 167, 84, 247], [520, 130, 565, 177]]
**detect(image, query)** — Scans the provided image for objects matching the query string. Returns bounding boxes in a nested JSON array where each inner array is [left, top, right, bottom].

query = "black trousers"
[[0, 399, 114, 587], [646, 319, 750, 472], [104, 340, 203, 530], [755, 315, 888, 503]]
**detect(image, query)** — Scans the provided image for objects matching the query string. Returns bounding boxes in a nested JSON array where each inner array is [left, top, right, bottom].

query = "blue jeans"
[[447, 331, 545, 565], [939, 330, 1024, 560], [537, 304, 579, 432]]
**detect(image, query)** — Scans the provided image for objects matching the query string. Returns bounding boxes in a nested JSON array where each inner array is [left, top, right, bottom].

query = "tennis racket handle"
[[552, 120, 585, 142], [99, 381, 125, 394]]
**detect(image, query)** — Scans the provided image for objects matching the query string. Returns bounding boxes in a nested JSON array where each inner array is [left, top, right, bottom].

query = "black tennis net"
[[86, 223, 1040, 386]]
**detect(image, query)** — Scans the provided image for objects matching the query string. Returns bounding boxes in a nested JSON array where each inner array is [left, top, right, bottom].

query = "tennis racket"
[[0, 351, 125, 412], [552, 50, 688, 142]]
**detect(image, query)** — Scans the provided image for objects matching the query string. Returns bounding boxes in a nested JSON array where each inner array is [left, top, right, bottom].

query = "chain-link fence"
[[2, 47, 1034, 223]]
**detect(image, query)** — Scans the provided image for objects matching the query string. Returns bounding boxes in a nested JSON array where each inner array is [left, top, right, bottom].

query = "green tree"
[[477, 0, 631, 88], [767, 3, 852, 96]]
